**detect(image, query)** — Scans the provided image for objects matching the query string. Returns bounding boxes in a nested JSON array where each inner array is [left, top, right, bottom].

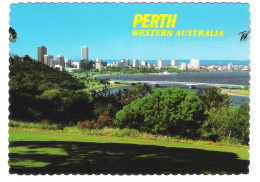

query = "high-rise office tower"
[[171, 60, 177, 66], [157, 59, 167, 69], [57, 55, 65, 71], [37, 46, 47, 63], [65, 59, 72, 67], [133, 59, 139, 68], [81, 46, 88, 61], [44, 55, 54, 66]]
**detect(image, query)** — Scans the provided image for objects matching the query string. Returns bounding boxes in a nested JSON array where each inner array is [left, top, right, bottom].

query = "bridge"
[[126, 81, 246, 89]]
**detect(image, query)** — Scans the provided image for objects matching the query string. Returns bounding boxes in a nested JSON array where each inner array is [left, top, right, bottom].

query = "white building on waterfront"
[[157, 59, 167, 70], [133, 59, 139, 68], [147, 63, 154, 69], [227, 63, 233, 71], [190, 59, 200, 70], [171, 60, 177, 66], [180, 63, 187, 70]]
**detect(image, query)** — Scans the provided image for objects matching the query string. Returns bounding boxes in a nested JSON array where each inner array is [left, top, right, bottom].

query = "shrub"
[[77, 120, 94, 130], [40, 119, 52, 124], [8, 120, 64, 130], [115, 88, 205, 138], [202, 102, 250, 145], [94, 115, 114, 129]]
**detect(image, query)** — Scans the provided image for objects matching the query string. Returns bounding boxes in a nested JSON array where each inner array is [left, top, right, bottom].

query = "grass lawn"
[[9, 128, 249, 174]]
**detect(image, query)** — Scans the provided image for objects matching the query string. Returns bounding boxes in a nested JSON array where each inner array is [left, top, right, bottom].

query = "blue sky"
[[9, 3, 250, 61]]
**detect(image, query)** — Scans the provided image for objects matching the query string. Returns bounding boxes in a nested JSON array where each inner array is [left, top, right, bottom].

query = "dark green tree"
[[115, 88, 205, 138], [238, 27, 250, 42], [9, 27, 17, 43]]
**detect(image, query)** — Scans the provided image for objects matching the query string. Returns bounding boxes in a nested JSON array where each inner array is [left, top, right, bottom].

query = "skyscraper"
[[171, 60, 177, 66], [44, 54, 54, 66], [65, 59, 72, 67], [37, 46, 47, 63], [157, 59, 167, 70], [81, 46, 88, 61], [57, 55, 65, 71], [133, 59, 139, 68]]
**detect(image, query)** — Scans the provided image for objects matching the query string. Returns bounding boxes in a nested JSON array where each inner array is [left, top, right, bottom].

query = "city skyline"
[[10, 3, 250, 60]]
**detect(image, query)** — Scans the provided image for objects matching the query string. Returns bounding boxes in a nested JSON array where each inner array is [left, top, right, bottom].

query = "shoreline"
[[93, 70, 250, 77]]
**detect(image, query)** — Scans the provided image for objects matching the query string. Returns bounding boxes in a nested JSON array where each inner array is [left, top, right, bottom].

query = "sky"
[[9, 3, 250, 61]]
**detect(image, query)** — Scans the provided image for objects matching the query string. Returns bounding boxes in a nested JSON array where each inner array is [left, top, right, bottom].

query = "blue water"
[[74, 59, 250, 66], [97, 72, 250, 86], [103, 85, 249, 107]]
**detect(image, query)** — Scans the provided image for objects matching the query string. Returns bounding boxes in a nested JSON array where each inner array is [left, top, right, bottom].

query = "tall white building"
[[133, 59, 139, 68], [171, 60, 177, 66], [157, 59, 167, 70], [57, 55, 65, 71], [147, 63, 154, 69], [37, 46, 47, 63], [180, 63, 187, 70], [44, 54, 53, 66], [65, 59, 72, 67], [81, 46, 88, 61], [227, 63, 233, 71], [190, 59, 200, 70]]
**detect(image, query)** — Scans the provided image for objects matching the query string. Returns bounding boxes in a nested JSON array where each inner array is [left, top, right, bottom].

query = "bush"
[[115, 88, 205, 138], [202, 102, 250, 145], [94, 115, 114, 129], [77, 120, 94, 130], [9, 120, 64, 130]]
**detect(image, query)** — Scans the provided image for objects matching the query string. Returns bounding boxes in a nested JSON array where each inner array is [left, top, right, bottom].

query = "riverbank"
[[221, 89, 250, 96]]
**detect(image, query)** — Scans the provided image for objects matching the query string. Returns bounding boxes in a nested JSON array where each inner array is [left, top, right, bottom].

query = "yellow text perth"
[[132, 14, 223, 37]]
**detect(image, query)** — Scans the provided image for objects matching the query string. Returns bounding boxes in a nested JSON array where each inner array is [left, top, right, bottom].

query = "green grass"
[[9, 128, 249, 174]]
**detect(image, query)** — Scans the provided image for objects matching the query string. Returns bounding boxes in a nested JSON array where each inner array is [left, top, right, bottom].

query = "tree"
[[9, 27, 17, 43], [238, 27, 250, 42], [120, 83, 152, 105], [202, 102, 249, 145], [115, 88, 205, 138], [197, 87, 230, 112]]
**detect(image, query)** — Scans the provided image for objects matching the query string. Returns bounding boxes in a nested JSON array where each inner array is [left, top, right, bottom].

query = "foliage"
[[202, 103, 250, 145], [9, 120, 64, 130], [120, 83, 152, 105], [115, 88, 205, 138], [9, 55, 91, 123], [197, 87, 230, 112], [94, 115, 114, 129], [238, 27, 250, 42], [9, 27, 17, 43], [77, 120, 94, 130]]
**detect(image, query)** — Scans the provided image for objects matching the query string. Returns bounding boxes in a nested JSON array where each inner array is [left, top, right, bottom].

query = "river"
[[96, 72, 250, 106]]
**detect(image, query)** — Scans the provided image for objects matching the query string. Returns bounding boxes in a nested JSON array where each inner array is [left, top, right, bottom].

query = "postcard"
[[8, 2, 251, 175]]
